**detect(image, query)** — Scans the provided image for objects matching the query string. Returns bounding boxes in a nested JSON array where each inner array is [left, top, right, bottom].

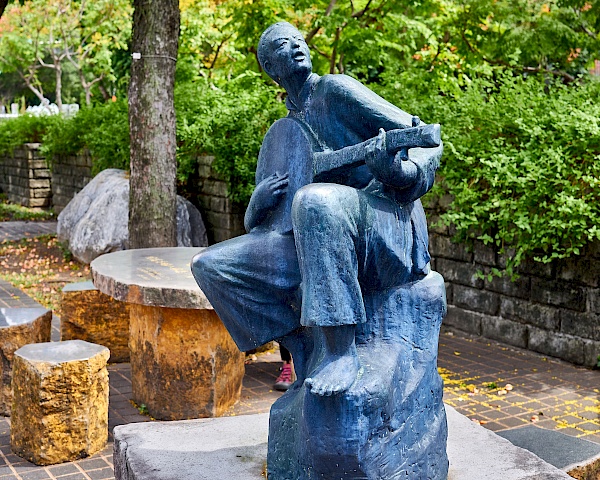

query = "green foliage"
[[0, 0, 132, 106], [0, 115, 55, 155], [176, 73, 287, 203], [40, 100, 130, 174], [385, 76, 600, 277], [0, 195, 54, 221]]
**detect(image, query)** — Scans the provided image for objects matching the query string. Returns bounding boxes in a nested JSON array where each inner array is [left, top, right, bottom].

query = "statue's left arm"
[[314, 75, 443, 201]]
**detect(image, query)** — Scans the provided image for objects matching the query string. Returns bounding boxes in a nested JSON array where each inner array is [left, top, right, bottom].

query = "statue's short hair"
[[257, 22, 300, 71]]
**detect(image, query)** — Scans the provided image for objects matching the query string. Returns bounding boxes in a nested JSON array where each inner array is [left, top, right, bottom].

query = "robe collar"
[[286, 73, 320, 113]]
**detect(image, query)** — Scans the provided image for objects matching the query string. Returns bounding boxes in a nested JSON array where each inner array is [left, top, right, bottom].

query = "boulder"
[[57, 169, 208, 264]]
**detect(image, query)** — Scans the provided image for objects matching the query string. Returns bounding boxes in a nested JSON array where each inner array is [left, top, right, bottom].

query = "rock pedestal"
[[111, 406, 574, 480], [61, 281, 130, 362], [11, 340, 110, 465], [91, 248, 245, 421], [0, 307, 51, 416], [269, 272, 449, 479]]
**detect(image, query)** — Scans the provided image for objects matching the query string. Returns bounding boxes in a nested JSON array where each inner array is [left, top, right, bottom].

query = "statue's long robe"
[[192, 73, 442, 349]]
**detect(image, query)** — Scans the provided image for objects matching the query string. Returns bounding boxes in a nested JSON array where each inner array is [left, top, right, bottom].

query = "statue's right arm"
[[244, 173, 289, 232]]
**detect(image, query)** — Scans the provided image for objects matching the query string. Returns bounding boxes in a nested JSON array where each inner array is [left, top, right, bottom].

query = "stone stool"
[[11, 340, 110, 465], [0, 307, 51, 415], [61, 281, 130, 362]]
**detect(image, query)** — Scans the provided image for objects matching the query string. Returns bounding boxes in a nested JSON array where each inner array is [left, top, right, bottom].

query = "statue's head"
[[258, 22, 312, 86]]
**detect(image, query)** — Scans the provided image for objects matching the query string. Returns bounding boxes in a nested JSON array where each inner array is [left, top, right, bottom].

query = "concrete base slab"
[[113, 414, 269, 480], [113, 405, 572, 480]]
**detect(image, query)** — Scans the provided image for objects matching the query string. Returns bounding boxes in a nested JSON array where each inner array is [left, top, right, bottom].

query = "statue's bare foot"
[[305, 353, 359, 396]]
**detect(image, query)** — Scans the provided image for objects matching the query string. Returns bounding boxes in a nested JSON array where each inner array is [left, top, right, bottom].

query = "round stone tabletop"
[[91, 247, 212, 310]]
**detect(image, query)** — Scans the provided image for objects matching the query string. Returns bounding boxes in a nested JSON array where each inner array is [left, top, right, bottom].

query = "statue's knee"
[[191, 249, 218, 284], [292, 184, 342, 219]]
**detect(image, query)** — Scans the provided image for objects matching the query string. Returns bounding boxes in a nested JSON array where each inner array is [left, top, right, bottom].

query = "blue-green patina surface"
[[192, 22, 448, 479]]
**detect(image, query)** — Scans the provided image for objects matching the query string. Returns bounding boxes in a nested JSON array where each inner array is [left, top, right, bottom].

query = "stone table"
[[91, 248, 244, 421]]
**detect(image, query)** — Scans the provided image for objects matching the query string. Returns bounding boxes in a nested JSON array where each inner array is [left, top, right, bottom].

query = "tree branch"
[[329, 27, 341, 74], [581, 23, 598, 39], [305, 0, 338, 43], [208, 35, 231, 75], [352, 0, 374, 18], [0, 0, 8, 19]]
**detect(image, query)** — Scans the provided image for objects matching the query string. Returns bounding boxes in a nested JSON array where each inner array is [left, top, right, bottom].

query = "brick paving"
[[439, 328, 600, 444], [0, 221, 599, 477], [0, 281, 41, 309]]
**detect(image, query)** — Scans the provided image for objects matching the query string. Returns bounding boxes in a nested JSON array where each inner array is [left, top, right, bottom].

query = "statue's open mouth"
[[293, 52, 306, 61]]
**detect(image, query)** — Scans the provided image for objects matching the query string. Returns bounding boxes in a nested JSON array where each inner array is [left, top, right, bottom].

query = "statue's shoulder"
[[318, 74, 369, 97]]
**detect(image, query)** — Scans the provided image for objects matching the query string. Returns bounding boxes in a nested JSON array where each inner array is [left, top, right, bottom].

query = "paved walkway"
[[0, 221, 598, 478], [0, 221, 57, 243]]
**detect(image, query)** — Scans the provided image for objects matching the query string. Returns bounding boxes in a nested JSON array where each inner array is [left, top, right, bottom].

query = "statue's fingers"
[[273, 178, 289, 188]]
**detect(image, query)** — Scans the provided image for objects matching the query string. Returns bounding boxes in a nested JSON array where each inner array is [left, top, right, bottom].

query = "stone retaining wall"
[[0, 145, 92, 213], [0, 144, 51, 208], [428, 216, 600, 367], [195, 155, 245, 244], [50, 152, 93, 213]]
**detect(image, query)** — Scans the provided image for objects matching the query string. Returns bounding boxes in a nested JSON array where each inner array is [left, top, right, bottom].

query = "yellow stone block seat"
[[10, 340, 110, 466], [61, 280, 130, 363], [0, 307, 51, 416]]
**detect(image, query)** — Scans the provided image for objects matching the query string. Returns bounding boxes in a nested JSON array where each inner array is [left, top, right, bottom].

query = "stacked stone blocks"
[[0, 144, 93, 212], [196, 155, 245, 243], [428, 215, 600, 367], [11, 340, 109, 465], [0, 144, 52, 208]]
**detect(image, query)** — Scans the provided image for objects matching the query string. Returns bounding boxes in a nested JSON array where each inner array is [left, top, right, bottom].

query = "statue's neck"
[[285, 73, 320, 113]]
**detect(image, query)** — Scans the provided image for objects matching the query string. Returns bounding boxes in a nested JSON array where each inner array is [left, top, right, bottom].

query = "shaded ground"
[[0, 197, 55, 222], [0, 235, 90, 311], [440, 329, 600, 444]]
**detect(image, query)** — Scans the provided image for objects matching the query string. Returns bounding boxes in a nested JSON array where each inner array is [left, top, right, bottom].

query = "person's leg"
[[274, 344, 293, 391], [280, 345, 292, 363], [192, 231, 301, 352], [291, 184, 366, 395]]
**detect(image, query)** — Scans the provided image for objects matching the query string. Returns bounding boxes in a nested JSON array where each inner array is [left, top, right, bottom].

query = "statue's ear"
[[263, 61, 274, 79]]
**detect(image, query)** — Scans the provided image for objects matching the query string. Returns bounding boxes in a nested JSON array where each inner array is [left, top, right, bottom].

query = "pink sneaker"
[[274, 363, 293, 391]]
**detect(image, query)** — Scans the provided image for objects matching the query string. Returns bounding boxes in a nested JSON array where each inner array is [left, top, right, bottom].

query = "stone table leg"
[[129, 304, 244, 420]]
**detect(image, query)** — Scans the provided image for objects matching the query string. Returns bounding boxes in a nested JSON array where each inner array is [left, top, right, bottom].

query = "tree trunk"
[[54, 62, 63, 109], [128, 0, 180, 248]]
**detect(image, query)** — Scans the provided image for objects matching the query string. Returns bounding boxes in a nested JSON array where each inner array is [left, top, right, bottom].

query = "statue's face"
[[262, 24, 312, 84]]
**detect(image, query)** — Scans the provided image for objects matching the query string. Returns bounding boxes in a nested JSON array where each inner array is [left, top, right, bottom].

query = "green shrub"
[[41, 100, 130, 174], [382, 75, 600, 276], [176, 73, 287, 203], [0, 115, 56, 155]]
